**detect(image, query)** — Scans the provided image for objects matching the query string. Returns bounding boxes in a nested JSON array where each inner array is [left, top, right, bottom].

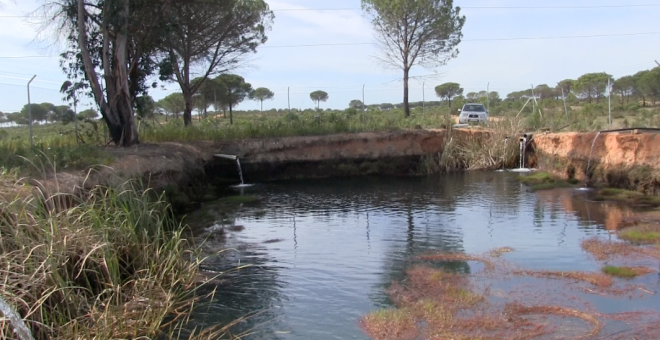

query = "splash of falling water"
[[0, 295, 35, 340], [236, 158, 245, 185], [519, 140, 524, 169], [585, 132, 602, 187]]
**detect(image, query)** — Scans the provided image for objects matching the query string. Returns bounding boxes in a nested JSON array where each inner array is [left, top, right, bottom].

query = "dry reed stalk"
[[582, 237, 660, 260]]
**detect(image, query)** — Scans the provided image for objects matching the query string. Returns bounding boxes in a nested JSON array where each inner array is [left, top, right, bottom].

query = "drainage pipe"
[[215, 154, 238, 161], [593, 127, 660, 134]]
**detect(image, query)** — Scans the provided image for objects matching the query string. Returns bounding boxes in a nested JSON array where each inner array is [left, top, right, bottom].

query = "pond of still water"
[[189, 172, 660, 339]]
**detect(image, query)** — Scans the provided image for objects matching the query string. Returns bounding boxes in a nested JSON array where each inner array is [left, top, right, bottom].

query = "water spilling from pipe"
[[0, 295, 35, 340], [236, 158, 245, 185], [519, 139, 525, 169], [510, 138, 533, 172], [231, 158, 255, 189], [585, 131, 602, 181]]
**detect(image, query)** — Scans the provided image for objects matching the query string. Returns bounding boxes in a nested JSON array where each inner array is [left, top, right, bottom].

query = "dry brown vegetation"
[[361, 264, 614, 340], [362, 248, 660, 340], [513, 270, 613, 288], [582, 237, 660, 261], [0, 174, 223, 340]]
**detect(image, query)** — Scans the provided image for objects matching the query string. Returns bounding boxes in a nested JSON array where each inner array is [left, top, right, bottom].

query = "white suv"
[[459, 103, 488, 124]]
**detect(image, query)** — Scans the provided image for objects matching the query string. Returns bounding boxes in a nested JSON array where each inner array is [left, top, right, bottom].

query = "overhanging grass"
[[0, 177, 208, 339]]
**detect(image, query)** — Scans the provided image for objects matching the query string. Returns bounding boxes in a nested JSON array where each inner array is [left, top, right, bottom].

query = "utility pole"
[[27, 75, 36, 148], [608, 77, 612, 127], [561, 87, 569, 120], [362, 84, 365, 124], [531, 84, 535, 115], [422, 82, 425, 118], [288, 86, 291, 115], [487, 82, 490, 113]]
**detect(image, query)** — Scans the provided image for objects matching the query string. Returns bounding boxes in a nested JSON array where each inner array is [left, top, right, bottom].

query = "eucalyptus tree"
[[310, 91, 329, 110], [215, 74, 253, 125], [362, 0, 465, 118], [434, 82, 463, 108], [43, 0, 171, 146], [160, 0, 273, 126]]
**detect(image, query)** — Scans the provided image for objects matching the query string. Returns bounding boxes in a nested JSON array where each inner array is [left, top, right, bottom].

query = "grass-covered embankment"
[[0, 170, 213, 339]]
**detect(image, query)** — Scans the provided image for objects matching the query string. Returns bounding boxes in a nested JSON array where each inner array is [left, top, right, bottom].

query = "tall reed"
[[0, 173, 205, 339]]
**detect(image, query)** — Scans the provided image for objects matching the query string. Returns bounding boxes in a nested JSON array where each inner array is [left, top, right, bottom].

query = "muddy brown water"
[[187, 173, 660, 339]]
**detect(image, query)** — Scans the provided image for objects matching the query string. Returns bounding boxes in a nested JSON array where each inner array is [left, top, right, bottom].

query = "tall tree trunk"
[[229, 103, 233, 125], [403, 68, 410, 117], [77, 0, 137, 146], [183, 90, 193, 126], [260, 100, 263, 112]]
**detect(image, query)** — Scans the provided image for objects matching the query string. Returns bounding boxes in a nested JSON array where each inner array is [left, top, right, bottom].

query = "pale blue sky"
[[0, 0, 658, 113]]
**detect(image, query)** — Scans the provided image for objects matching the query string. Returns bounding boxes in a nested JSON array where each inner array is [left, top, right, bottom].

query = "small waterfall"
[[0, 295, 35, 340], [519, 138, 526, 169], [236, 158, 245, 185], [585, 131, 602, 186]]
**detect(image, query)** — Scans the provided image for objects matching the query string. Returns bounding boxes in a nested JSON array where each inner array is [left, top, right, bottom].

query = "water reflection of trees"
[[534, 189, 638, 232]]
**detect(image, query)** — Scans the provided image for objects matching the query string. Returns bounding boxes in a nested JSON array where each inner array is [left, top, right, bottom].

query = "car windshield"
[[464, 105, 486, 112]]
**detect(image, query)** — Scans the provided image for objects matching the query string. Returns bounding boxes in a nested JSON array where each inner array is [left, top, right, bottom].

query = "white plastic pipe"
[[215, 154, 238, 161]]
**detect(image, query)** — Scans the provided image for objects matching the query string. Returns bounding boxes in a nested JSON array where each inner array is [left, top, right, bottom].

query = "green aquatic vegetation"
[[594, 188, 660, 207], [602, 265, 653, 279], [518, 172, 572, 191]]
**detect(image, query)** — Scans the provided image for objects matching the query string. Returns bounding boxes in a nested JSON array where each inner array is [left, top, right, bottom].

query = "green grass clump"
[[595, 188, 660, 206], [602, 265, 652, 279], [518, 172, 572, 191], [0, 179, 209, 339], [618, 228, 660, 244]]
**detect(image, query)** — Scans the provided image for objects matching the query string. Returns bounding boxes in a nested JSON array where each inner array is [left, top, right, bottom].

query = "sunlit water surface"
[[188, 173, 660, 339]]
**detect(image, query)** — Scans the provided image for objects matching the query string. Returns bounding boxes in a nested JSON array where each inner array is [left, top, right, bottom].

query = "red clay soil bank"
[[215, 130, 449, 164], [532, 132, 660, 194], [210, 129, 461, 180]]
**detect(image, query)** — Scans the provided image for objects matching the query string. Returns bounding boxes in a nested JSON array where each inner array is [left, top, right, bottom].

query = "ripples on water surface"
[[189, 172, 660, 339]]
